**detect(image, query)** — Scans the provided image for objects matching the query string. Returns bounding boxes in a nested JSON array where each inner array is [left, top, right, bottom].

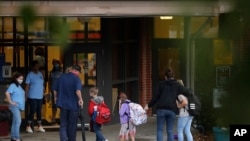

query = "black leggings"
[[27, 98, 43, 123]]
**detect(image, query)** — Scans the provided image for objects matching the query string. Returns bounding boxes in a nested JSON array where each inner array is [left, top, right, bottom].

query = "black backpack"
[[184, 89, 201, 117]]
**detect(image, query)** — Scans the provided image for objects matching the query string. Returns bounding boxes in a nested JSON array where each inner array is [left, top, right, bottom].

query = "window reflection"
[[158, 48, 180, 80], [74, 52, 96, 86]]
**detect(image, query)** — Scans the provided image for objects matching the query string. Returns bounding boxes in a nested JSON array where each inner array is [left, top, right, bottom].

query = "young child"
[[119, 92, 136, 141], [88, 87, 108, 141]]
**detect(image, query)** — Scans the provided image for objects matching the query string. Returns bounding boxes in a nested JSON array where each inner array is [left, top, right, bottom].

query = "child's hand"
[[94, 105, 97, 111]]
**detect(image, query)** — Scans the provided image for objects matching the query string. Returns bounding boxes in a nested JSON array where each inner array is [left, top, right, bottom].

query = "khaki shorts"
[[119, 121, 136, 140]]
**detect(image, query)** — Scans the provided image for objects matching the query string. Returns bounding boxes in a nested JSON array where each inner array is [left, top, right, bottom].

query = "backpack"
[[95, 101, 111, 124], [184, 90, 201, 117], [125, 102, 147, 126]]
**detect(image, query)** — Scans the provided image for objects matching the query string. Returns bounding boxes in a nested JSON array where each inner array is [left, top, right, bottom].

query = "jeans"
[[27, 98, 43, 124], [92, 111, 106, 141], [59, 108, 79, 141], [94, 121, 106, 141], [10, 106, 22, 139], [177, 116, 193, 141], [156, 109, 176, 141]]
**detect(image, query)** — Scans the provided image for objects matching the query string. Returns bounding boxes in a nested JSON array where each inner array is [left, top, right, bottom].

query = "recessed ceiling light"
[[160, 16, 173, 20]]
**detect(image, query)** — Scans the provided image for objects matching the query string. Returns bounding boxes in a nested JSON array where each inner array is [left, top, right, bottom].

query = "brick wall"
[[138, 18, 153, 115]]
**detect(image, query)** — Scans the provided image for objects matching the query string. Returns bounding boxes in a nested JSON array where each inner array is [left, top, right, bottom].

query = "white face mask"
[[17, 79, 23, 84]]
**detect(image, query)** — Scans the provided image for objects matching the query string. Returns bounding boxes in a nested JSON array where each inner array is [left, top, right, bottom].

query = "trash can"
[[0, 104, 10, 137], [213, 126, 229, 141]]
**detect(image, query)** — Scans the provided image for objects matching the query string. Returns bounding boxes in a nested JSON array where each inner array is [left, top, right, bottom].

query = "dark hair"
[[51, 59, 62, 72], [52, 59, 60, 65], [165, 68, 174, 79], [119, 92, 128, 103], [71, 64, 81, 73], [35, 47, 45, 56], [10, 72, 23, 87], [31, 60, 39, 68]]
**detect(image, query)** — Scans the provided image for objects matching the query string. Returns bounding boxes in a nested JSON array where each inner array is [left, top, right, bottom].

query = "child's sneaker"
[[26, 126, 33, 133], [36, 126, 46, 132]]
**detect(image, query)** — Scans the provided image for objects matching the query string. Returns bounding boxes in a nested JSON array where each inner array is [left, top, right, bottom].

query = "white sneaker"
[[26, 126, 33, 133], [105, 140, 109, 141], [36, 126, 46, 132]]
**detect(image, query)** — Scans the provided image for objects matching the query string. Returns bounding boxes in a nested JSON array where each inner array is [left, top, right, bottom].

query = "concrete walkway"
[[0, 117, 167, 141]]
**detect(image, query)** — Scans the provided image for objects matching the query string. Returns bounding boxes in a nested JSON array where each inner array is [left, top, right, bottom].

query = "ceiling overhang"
[[0, 1, 235, 16]]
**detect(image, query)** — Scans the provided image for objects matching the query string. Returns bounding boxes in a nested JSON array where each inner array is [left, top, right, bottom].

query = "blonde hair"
[[177, 79, 184, 86], [89, 87, 99, 95]]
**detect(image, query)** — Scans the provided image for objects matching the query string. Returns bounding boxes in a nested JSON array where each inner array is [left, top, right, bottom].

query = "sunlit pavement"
[[0, 117, 165, 141]]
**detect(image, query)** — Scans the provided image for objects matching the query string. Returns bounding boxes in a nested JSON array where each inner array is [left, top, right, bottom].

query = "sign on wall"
[[216, 66, 230, 88], [213, 88, 227, 108]]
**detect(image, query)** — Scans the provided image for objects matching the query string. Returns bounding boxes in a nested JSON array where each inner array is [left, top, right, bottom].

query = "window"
[[67, 17, 101, 41], [154, 16, 184, 39], [74, 52, 96, 86], [158, 48, 180, 80]]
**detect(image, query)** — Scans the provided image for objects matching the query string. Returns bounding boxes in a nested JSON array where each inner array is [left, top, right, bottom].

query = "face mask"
[[17, 79, 23, 84], [54, 64, 59, 68]]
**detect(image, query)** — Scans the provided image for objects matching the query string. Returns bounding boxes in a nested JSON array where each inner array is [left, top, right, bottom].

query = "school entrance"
[[63, 43, 104, 123]]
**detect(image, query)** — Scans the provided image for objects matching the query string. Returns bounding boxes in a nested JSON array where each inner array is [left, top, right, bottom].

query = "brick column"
[[139, 18, 153, 115]]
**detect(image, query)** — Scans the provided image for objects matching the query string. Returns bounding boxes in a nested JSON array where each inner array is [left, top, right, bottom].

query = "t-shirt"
[[55, 73, 82, 111], [177, 94, 189, 117], [25, 71, 44, 99], [50, 71, 63, 91], [6, 83, 25, 110]]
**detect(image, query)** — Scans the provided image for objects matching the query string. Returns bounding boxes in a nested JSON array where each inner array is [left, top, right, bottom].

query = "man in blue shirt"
[[54, 64, 84, 141]]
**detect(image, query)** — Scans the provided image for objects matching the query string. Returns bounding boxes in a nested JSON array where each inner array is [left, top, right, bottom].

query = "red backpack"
[[95, 101, 111, 124]]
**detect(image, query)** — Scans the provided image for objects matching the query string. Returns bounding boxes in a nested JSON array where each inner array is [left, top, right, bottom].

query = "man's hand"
[[54, 97, 57, 104], [78, 99, 84, 107]]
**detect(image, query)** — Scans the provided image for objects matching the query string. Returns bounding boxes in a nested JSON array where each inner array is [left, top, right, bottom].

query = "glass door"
[[73, 52, 97, 86], [152, 39, 185, 114], [64, 44, 102, 86], [63, 43, 103, 123]]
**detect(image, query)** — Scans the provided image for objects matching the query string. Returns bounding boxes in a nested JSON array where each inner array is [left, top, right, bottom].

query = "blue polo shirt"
[[25, 71, 44, 99], [6, 83, 25, 110], [55, 73, 82, 111]]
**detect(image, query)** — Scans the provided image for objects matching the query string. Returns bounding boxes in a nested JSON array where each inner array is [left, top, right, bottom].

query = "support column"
[[184, 17, 191, 88], [139, 18, 153, 115]]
